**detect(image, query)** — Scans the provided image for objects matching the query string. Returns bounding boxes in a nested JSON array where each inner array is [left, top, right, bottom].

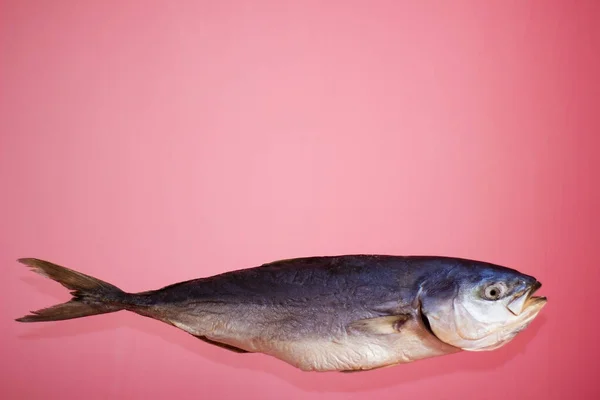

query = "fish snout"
[[507, 279, 546, 316]]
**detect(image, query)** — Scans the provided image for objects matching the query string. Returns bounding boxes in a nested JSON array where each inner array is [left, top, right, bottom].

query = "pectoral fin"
[[348, 315, 411, 335]]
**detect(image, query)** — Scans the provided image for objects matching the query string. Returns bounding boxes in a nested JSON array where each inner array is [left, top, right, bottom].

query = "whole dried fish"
[[16, 255, 547, 372]]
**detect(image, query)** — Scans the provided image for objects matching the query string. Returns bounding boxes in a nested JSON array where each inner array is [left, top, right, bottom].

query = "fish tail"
[[16, 258, 130, 322]]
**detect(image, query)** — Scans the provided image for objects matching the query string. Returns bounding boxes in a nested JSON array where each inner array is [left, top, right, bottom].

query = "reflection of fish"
[[16, 255, 547, 372]]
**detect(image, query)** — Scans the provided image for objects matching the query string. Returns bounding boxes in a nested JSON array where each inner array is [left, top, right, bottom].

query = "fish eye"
[[483, 283, 507, 300]]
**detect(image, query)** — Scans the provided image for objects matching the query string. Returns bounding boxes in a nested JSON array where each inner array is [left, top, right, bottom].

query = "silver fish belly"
[[150, 297, 459, 371]]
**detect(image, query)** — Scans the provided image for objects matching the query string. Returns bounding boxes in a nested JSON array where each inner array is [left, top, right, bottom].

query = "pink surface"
[[1, 1, 599, 399]]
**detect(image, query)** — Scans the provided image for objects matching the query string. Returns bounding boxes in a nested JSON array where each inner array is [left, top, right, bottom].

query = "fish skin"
[[15, 255, 543, 372], [130, 257, 434, 339]]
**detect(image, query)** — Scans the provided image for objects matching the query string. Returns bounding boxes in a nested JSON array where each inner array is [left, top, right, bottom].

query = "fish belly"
[[249, 318, 459, 371], [162, 304, 458, 372]]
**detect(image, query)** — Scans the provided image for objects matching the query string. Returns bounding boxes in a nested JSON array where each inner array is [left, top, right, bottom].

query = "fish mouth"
[[507, 280, 547, 316]]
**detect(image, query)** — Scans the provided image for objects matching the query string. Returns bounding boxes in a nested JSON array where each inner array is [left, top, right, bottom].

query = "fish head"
[[419, 261, 547, 352]]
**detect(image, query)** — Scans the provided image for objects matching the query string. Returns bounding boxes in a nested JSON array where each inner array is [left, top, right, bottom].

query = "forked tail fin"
[[16, 258, 128, 322]]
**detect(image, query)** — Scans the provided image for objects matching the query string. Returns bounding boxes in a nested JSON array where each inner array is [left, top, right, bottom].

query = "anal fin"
[[166, 318, 252, 354], [194, 335, 251, 353], [340, 362, 402, 373]]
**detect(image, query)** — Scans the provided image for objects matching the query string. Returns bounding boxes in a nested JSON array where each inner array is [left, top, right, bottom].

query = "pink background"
[[1, 1, 598, 399]]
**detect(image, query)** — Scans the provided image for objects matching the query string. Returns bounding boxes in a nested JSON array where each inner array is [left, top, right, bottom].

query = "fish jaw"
[[507, 280, 546, 316], [507, 288, 531, 316]]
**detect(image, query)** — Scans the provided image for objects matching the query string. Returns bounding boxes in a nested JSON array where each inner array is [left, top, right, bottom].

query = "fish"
[[15, 255, 547, 372]]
